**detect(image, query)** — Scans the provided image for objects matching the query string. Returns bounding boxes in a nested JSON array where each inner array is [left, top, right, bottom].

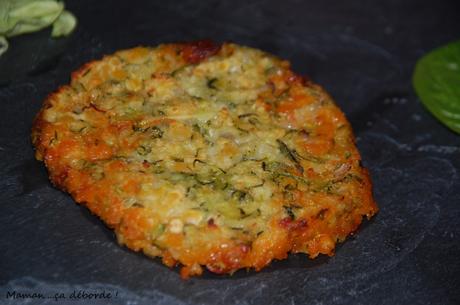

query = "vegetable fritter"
[[32, 41, 378, 278]]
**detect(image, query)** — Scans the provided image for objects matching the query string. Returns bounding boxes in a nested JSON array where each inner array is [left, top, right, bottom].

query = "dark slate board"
[[1, 0, 459, 304]]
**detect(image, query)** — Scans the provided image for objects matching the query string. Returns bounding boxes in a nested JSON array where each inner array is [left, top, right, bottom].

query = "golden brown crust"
[[32, 41, 377, 278]]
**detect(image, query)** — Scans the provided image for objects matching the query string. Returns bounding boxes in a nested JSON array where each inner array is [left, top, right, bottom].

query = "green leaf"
[[0, 0, 15, 34], [51, 10, 76, 37], [9, 1, 63, 20], [0, 36, 8, 56], [413, 40, 460, 134], [0, 1, 77, 57], [6, 0, 63, 37]]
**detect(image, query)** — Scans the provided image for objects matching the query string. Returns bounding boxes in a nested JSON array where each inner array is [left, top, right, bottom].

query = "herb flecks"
[[277, 139, 304, 174], [207, 78, 218, 89]]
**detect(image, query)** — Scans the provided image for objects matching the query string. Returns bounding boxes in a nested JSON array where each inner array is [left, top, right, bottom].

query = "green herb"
[[292, 149, 324, 164], [262, 161, 283, 172], [0, 36, 7, 56], [277, 139, 304, 174], [206, 77, 218, 89], [413, 40, 460, 134], [277, 139, 297, 162], [238, 113, 256, 118], [274, 171, 310, 186], [0, 0, 77, 56], [151, 224, 165, 240], [151, 126, 163, 138], [136, 145, 151, 156], [283, 205, 296, 220], [51, 9, 76, 37], [231, 190, 252, 202]]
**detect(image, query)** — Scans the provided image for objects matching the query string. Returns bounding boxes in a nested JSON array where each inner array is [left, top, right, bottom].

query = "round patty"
[[32, 41, 378, 278]]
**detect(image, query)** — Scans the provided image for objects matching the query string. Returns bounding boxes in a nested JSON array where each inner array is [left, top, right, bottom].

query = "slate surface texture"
[[0, 0, 459, 304]]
